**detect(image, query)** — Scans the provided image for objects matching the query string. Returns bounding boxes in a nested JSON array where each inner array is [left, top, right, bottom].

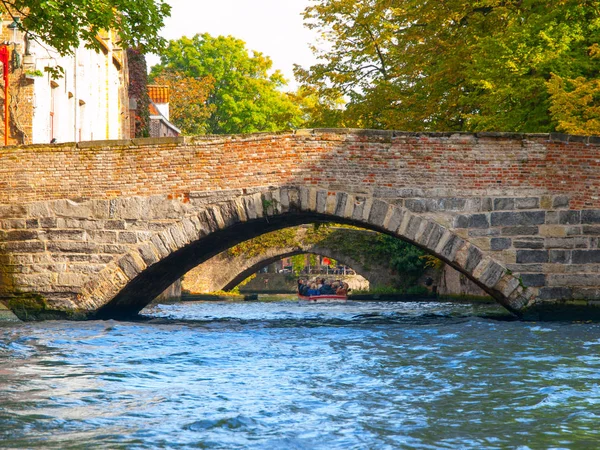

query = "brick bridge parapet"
[[0, 130, 599, 320]]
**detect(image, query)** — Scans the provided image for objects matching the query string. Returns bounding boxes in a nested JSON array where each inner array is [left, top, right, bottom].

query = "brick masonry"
[[1, 129, 600, 319]]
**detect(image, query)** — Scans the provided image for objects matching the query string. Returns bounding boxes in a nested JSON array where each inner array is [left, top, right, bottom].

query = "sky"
[[146, 0, 319, 89]]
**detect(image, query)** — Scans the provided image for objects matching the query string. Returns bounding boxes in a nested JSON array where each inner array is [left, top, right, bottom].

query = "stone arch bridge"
[[1, 129, 600, 320]]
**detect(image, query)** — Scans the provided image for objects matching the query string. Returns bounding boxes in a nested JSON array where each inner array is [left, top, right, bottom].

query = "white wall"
[[28, 33, 127, 144]]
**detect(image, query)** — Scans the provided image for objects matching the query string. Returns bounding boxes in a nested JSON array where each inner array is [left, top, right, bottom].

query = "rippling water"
[[1, 299, 600, 449]]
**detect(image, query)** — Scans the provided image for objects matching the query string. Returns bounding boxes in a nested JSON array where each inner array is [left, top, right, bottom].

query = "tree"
[[297, 0, 600, 133], [152, 71, 216, 135], [1, 0, 171, 55], [150, 33, 303, 134], [547, 74, 600, 136]]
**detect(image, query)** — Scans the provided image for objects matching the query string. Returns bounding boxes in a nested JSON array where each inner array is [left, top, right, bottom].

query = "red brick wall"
[[0, 131, 598, 208]]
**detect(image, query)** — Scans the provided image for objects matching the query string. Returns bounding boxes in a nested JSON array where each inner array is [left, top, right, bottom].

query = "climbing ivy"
[[127, 48, 150, 138]]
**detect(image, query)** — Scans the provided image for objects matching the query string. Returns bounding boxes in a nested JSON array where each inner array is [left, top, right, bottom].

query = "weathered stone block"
[[559, 211, 580, 225], [1, 219, 26, 229], [437, 233, 465, 261], [572, 250, 600, 264], [46, 241, 97, 253], [454, 215, 468, 229], [384, 207, 404, 233], [137, 243, 159, 266], [423, 222, 446, 250], [243, 196, 257, 220], [545, 211, 560, 225], [552, 196, 570, 209], [334, 193, 348, 217], [491, 238, 511, 251], [520, 273, 546, 287], [501, 226, 539, 236], [583, 225, 600, 235], [57, 273, 87, 287], [118, 231, 138, 244], [169, 226, 187, 248], [469, 228, 501, 237], [25, 219, 39, 229], [540, 196, 553, 210], [572, 288, 600, 300], [405, 199, 427, 213], [464, 245, 484, 274], [479, 261, 506, 288], [546, 237, 588, 249], [549, 250, 571, 264], [39, 217, 58, 228], [516, 250, 549, 264], [150, 234, 170, 259], [491, 211, 545, 227], [548, 273, 600, 287], [482, 197, 493, 212], [4, 230, 41, 241], [0, 205, 27, 218], [516, 197, 540, 209], [404, 216, 424, 241], [351, 197, 367, 221], [104, 220, 127, 230], [582, 210, 600, 224], [494, 198, 515, 211], [513, 238, 544, 249], [100, 244, 129, 254], [368, 199, 390, 227], [539, 225, 567, 237], [469, 214, 489, 229], [538, 287, 572, 300], [86, 230, 117, 243], [315, 190, 327, 213], [118, 253, 145, 280], [46, 230, 85, 241]]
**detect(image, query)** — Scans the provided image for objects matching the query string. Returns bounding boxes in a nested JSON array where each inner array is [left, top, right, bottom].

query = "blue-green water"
[[1, 300, 600, 449]]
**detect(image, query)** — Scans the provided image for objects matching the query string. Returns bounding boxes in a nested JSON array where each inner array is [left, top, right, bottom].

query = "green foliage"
[[372, 234, 428, 287], [227, 225, 431, 290], [547, 74, 600, 135], [227, 228, 299, 258], [2, 0, 171, 55], [150, 33, 304, 134], [291, 254, 305, 275], [298, 0, 600, 133]]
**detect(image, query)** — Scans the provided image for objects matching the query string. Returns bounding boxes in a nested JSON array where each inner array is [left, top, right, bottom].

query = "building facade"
[[1, 16, 130, 145]]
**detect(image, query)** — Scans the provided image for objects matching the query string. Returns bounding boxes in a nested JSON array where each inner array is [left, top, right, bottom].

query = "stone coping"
[[1, 129, 600, 151]]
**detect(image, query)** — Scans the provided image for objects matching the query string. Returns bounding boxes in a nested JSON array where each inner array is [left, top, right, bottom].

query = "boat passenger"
[[336, 284, 347, 296], [320, 280, 335, 295], [307, 283, 320, 296]]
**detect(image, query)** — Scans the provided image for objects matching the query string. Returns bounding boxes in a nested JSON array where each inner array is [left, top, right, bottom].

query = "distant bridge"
[[1, 129, 599, 320], [181, 227, 401, 294]]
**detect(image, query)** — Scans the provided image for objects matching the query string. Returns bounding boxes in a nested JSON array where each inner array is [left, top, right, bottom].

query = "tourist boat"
[[297, 294, 348, 303]]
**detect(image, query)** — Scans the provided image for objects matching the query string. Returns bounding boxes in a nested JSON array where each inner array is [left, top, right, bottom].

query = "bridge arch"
[[84, 186, 529, 318]]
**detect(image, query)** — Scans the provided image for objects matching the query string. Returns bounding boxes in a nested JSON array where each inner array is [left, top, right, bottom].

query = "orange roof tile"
[[148, 85, 170, 104]]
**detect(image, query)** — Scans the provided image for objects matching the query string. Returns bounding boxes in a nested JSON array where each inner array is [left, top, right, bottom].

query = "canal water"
[[1, 299, 600, 449]]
